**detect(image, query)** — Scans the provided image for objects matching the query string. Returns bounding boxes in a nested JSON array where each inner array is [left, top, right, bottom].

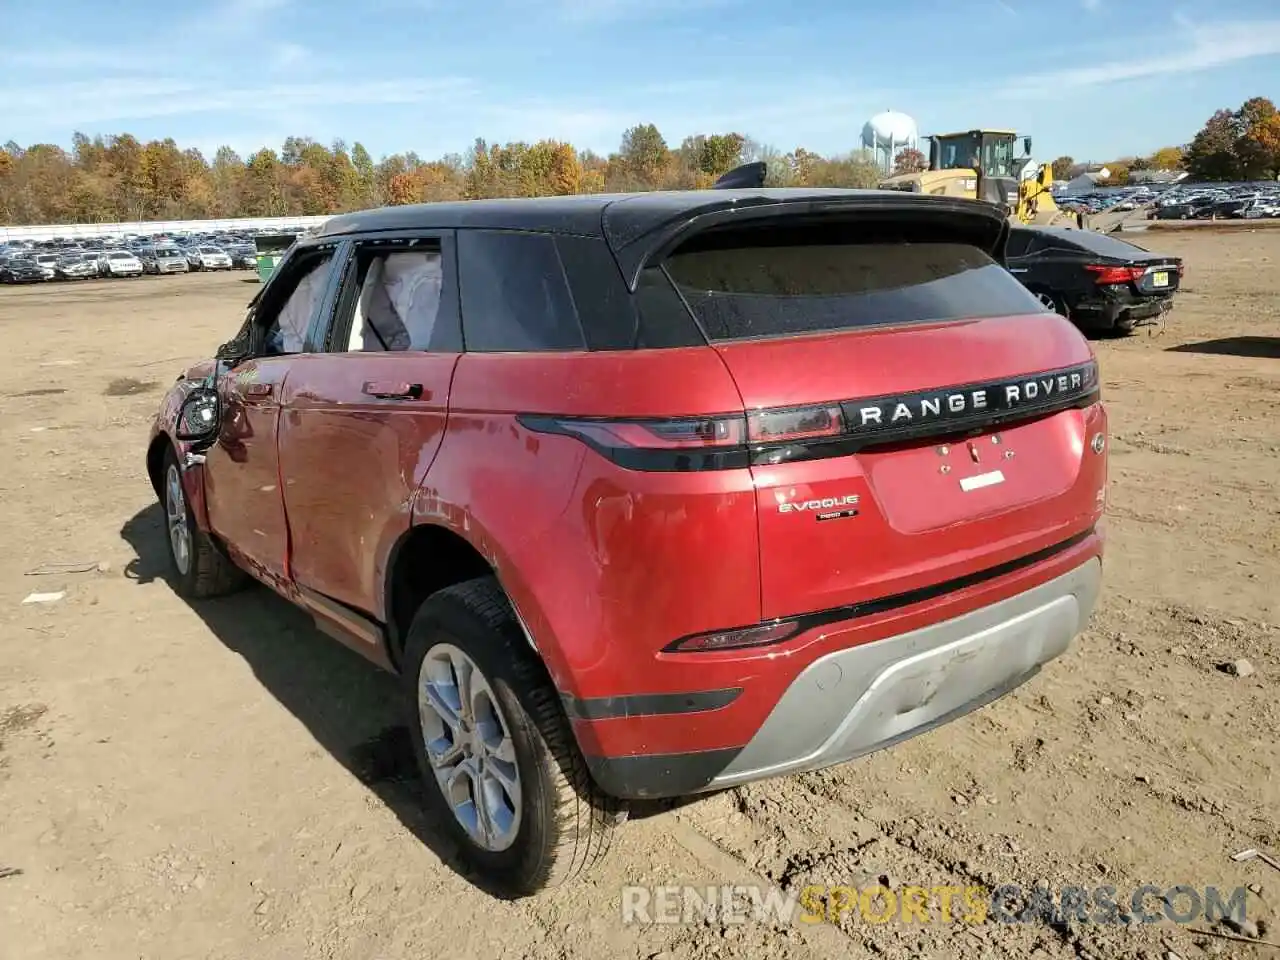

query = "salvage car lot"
[[0, 234, 1277, 958]]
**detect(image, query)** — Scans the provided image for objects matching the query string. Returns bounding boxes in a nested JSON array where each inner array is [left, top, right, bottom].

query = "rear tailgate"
[[660, 214, 1106, 620]]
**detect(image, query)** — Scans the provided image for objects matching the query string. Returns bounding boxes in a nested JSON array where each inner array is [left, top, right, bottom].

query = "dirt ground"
[[1, 234, 1276, 960]]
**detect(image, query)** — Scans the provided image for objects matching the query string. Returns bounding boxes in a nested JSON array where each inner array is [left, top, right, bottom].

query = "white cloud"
[[552, 0, 738, 23], [0, 77, 478, 126], [1005, 18, 1280, 96], [271, 43, 309, 72], [1081, 0, 1101, 10], [0, 45, 173, 72]]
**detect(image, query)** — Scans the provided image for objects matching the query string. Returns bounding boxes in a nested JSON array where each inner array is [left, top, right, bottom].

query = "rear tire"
[[403, 576, 622, 897], [160, 447, 246, 598], [1034, 290, 1068, 318]]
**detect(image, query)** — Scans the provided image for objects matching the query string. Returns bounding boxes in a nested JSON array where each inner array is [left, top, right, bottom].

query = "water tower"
[[861, 110, 920, 175]]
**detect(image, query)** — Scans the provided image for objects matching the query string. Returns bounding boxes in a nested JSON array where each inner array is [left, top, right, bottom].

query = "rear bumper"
[[1073, 293, 1174, 328], [583, 550, 1102, 799]]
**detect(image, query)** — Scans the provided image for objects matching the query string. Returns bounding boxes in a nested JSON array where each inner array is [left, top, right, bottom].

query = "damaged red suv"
[[147, 188, 1107, 895]]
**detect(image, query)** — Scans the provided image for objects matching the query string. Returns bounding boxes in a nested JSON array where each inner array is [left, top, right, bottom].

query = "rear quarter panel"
[[413, 348, 761, 698]]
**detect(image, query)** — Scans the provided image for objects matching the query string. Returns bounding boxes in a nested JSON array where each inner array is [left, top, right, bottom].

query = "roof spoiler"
[[605, 193, 1011, 292], [712, 161, 767, 189]]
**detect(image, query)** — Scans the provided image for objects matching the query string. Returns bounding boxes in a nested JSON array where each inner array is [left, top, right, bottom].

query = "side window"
[[458, 230, 585, 352], [325, 236, 460, 353], [346, 247, 443, 352], [1021, 235, 1048, 256], [1004, 231, 1033, 258], [260, 250, 336, 356]]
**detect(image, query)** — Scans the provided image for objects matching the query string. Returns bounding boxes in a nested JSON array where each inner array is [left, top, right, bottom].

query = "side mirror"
[[1023, 136, 1033, 155], [175, 387, 220, 442]]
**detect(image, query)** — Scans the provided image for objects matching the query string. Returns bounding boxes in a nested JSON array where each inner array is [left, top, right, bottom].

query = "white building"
[[1062, 167, 1111, 195]]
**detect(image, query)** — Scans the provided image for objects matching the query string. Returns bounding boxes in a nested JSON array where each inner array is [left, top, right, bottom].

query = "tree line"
[[0, 126, 883, 226], [1, 96, 1275, 225]]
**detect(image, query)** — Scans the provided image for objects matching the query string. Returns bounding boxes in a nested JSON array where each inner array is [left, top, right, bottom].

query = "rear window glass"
[[1034, 228, 1149, 256], [662, 240, 1045, 342]]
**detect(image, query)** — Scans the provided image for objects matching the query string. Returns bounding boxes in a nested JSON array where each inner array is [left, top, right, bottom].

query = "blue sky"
[[2, 0, 1278, 165]]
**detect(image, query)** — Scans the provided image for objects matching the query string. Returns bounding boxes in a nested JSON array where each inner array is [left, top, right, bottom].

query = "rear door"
[[654, 212, 1105, 619], [277, 233, 461, 619]]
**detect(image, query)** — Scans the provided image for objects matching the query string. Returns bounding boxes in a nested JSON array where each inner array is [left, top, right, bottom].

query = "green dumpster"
[[253, 233, 298, 282]]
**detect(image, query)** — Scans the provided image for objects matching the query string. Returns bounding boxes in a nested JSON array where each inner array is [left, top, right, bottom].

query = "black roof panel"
[[317, 188, 1011, 291], [316, 187, 1000, 244], [317, 194, 621, 239]]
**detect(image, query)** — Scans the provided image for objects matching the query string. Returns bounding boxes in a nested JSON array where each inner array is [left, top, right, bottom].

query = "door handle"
[[244, 382, 273, 397], [362, 381, 427, 400]]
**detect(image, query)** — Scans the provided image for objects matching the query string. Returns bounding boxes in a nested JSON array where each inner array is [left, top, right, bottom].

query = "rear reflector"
[[664, 620, 800, 653], [1085, 264, 1145, 284]]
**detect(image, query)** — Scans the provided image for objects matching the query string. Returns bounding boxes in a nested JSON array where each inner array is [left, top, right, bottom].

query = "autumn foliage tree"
[[1185, 98, 1280, 181], [1148, 146, 1185, 171], [892, 147, 926, 176]]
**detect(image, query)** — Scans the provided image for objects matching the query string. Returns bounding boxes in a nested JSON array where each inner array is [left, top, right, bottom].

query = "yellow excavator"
[[878, 129, 1065, 225]]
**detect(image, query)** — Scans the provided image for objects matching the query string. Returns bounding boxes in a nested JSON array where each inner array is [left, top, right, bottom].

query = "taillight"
[[1085, 264, 1145, 284], [517, 413, 751, 471], [534, 415, 746, 450], [519, 404, 855, 472]]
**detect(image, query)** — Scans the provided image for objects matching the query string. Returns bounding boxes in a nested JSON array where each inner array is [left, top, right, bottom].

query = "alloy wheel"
[[164, 463, 192, 577], [417, 643, 522, 852]]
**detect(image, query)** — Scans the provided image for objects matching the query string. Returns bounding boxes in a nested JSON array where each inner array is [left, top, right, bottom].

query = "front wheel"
[[403, 577, 622, 897], [160, 447, 246, 598]]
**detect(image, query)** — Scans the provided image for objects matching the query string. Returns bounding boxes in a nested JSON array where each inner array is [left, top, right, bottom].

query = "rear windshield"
[[662, 237, 1044, 342], [1035, 228, 1150, 256]]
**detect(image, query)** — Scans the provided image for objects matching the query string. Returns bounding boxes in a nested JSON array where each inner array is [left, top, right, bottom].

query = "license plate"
[[1152, 271, 1169, 287]]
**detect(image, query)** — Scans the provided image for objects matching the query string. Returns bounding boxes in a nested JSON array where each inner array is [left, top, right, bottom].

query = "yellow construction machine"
[[879, 129, 1065, 225]]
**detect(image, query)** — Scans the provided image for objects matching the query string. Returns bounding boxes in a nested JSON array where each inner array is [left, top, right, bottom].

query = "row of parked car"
[[1152, 188, 1280, 220], [0, 242, 257, 283], [1054, 181, 1280, 221]]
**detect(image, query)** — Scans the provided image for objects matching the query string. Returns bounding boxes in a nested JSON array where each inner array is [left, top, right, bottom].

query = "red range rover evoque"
[[147, 187, 1107, 895]]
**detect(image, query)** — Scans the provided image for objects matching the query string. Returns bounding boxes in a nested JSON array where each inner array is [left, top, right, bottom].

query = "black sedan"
[[0, 256, 48, 284], [1004, 226, 1182, 335]]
